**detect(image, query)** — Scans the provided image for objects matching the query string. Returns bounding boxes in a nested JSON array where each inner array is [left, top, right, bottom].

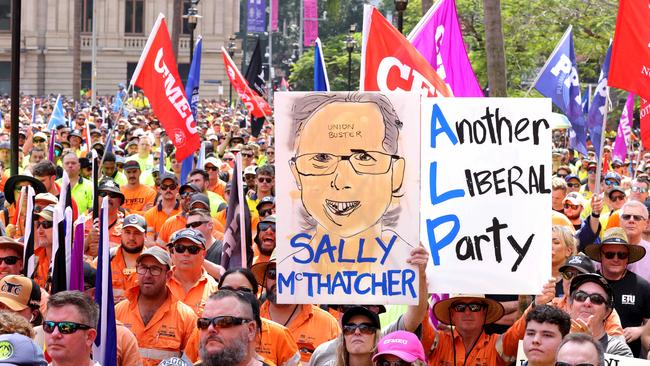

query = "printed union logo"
[[568, 257, 582, 264], [129, 216, 138, 223], [0, 340, 14, 360], [173, 129, 186, 146]]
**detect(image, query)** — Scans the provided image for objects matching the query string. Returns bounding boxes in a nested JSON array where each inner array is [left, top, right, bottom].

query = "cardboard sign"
[[275, 92, 421, 305], [421, 98, 552, 294]]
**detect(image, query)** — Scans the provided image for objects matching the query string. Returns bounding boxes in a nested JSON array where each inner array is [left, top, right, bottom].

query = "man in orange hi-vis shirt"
[[115, 246, 197, 366], [121, 160, 157, 215]]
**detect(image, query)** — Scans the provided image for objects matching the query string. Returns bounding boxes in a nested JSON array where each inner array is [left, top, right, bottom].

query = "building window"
[[181, 0, 191, 35], [81, 62, 92, 91], [127, 62, 142, 92], [178, 63, 190, 87], [0, 0, 10, 31], [125, 0, 144, 34], [0, 62, 10, 94], [81, 0, 93, 33]]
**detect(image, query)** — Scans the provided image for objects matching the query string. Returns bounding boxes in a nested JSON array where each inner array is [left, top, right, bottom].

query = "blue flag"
[[533, 26, 587, 155], [314, 38, 330, 91], [180, 156, 194, 185], [47, 95, 67, 130], [185, 37, 202, 121], [587, 43, 612, 159]]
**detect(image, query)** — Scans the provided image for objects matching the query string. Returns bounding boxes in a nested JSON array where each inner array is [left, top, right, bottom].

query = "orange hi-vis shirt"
[[185, 317, 301, 366], [158, 214, 225, 245], [260, 302, 340, 363], [144, 201, 181, 241], [33, 247, 50, 289], [168, 268, 220, 317], [207, 179, 227, 200], [422, 307, 528, 366], [91, 246, 139, 303], [115, 286, 198, 366], [84, 211, 125, 248], [121, 184, 157, 215]]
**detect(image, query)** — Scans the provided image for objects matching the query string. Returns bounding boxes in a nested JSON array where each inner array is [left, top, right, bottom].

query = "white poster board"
[[421, 98, 552, 294], [275, 92, 421, 305]]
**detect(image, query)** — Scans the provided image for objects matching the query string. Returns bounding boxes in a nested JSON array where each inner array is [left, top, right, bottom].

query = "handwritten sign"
[[421, 98, 552, 294], [275, 92, 421, 305]]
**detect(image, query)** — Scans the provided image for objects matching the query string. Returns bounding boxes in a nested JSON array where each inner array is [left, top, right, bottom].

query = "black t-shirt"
[[603, 269, 650, 357], [205, 239, 223, 267]]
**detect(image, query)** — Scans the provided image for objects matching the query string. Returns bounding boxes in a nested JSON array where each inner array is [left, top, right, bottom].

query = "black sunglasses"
[[571, 290, 607, 306], [0, 255, 19, 265], [206, 166, 219, 172], [219, 286, 254, 294], [258, 222, 276, 232], [258, 177, 273, 183], [160, 183, 178, 191], [43, 321, 92, 334], [259, 208, 273, 217], [171, 244, 203, 254], [99, 192, 121, 199], [35, 221, 54, 229], [451, 302, 486, 313], [602, 251, 629, 260], [342, 322, 377, 335], [197, 316, 252, 330], [186, 220, 209, 229]]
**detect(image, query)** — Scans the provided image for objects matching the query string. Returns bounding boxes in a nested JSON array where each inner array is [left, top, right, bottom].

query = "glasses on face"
[[621, 213, 646, 222], [241, 153, 254, 158], [136, 264, 164, 276], [258, 177, 273, 183], [223, 157, 234, 162], [374, 359, 411, 366], [587, 168, 596, 174], [571, 290, 607, 305], [99, 192, 121, 199], [610, 195, 625, 202], [160, 183, 178, 191], [266, 267, 276, 279], [604, 180, 619, 186], [196, 315, 252, 330], [451, 302, 486, 313], [219, 286, 254, 294], [342, 322, 377, 335], [555, 363, 595, 366], [35, 221, 53, 229], [171, 244, 203, 255], [43, 321, 92, 334], [602, 251, 629, 260], [33, 139, 46, 143], [258, 222, 276, 232], [292, 150, 401, 176], [561, 269, 579, 281], [556, 173, 567, 178], [267, 151, 275, 156], [564, 203, 580, 210], [0, 255, 19, 265], [631, 186, 648, 193], [186, 220, 209, 229], [205, 166, 218, 172], [259, 208, 273, 218], [567, 183, 581, 188], [180, 191, 196, 199]]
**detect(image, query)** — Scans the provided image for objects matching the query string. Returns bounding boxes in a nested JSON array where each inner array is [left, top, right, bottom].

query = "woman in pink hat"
[[372, 331, 426, 366]]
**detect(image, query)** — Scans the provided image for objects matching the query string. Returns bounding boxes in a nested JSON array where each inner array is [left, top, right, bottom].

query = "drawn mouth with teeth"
[[325, 199, 361, 216]]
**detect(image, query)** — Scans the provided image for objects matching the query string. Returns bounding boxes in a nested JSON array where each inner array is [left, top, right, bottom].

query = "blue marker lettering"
[[354, 273, 371, 295], [337, 238, 355, 263], [427, 215, 460, 265], [278, 271, 296, 295], [357, 238, 376, 263], [290, 233, 314, 264], [430, 103, 458, 148], [430, 161, 465, 205], [313, 234, 336, 263], [376, 235, 397, 265]]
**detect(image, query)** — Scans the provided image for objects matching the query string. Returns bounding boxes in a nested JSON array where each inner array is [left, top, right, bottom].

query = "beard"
[[565, 210, 581, 220], [200, 332, 248, 366], [266, 284, 277, 304], [121, 243, 144, 254], [258, 241, 275, 256]]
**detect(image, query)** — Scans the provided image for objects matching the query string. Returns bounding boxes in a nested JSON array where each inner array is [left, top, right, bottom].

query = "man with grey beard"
[[196, 290, 269, 366]]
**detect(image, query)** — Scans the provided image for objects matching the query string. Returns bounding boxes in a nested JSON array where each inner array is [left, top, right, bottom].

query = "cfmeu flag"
[[220, 157, 253, 269], [532, 26, 587, 155], [361, 5, 451, 97], [407, 0, 482, 97], [93, 196, 117, 366], [47, 95, 66, 130], [587, 44, 612, 159], [22, 186, 36, 278], [314, 38, 330, 91], [129, 13, 200, 161], [222, 47, 272, 118], [608, 0, 650, 102]]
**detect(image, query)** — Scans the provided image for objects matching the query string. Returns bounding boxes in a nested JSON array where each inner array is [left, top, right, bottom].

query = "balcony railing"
[[80, 35, 190, 50]]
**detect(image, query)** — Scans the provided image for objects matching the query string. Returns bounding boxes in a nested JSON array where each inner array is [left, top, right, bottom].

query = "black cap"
[[124, 160, 141, 171], [341, 306, 381, 329], [256, 195, 275, 211], [79, 157, 91, 169], [170, 228, 207, 247], [559, 255, 595, 274], [569, 273, 614, 308], [159, 173, 179, 185], [189, 193, 210, 210], [179, 183, 200, 195]]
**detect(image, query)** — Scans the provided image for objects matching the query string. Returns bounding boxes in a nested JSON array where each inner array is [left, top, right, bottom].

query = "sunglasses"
[[631, 186, 648, 193], [561, 270, 578, 281], [567, 183, 581, 188], [571, 290, 607, 306], [604, 180, 619, 186], [452, 302, 486, 313], [197, 315, 252, 330], [610, 195, 625, 202], [564, 203, 580, 210], [35, 221, 53, 229], [43, 321, 92, 334], [0, 255, 19, 265], [160, 183, 178, 191], [33, 139, 46, 143], [171, 244, 203, 254], [342, 322, 377, 335], [258, 177, 273, 183], [219, 286, 254, 294], [136, 264, 164, 276], [621, 214, 646, 222], [556, 174, 568, 178], [223, 157, 234, 161], [180, 191, 196, 198], [266, 267, 277, 278], [241, 153, 254, 158], [186, 220, 209, 229], [259, 208, 273, 217], [602, 251, 629, 260], [587, 168, 596, 174], [205, 166, 218, 172], [99, 192, 121, 199], [258, 222, 276, 232], [374, 360, 411, 366], [555, 363, 594, 366]]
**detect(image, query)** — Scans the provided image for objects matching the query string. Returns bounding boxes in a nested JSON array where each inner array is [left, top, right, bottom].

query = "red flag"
[[608, 0, 650, 102], [221, 47, 272, 118], [129, 14, 200, 161], [641, 98, 650, 149], [360, 5, 452, 97]]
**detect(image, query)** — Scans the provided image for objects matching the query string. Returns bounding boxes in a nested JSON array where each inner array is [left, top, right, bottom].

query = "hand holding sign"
[[534, 278, 557, 306]]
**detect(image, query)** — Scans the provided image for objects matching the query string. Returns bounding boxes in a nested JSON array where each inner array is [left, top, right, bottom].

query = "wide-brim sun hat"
[[432, 294, 505, 325]]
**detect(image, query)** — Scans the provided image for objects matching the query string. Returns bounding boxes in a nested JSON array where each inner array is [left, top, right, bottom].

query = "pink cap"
[[372, 331, 426, 363]]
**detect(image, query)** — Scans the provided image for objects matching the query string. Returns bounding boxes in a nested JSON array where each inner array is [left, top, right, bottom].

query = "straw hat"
[[432, 294, 505, 325], [251, 249, 277, 285]]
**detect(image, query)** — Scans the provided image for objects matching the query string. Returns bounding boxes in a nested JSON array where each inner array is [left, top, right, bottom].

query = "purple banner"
[[272, 0, 278, 31], [408, 0, 483, 97], [247, 0, 267, 33], [613, 93, 635, 162], [69, 219, 86, 292], [303, 0, 318, 47]]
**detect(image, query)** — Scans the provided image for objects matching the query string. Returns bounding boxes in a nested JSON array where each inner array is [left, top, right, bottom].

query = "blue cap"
[[0, 333, 47, 366], [564, 174, 580, 183], [604, 172, 621, 183]]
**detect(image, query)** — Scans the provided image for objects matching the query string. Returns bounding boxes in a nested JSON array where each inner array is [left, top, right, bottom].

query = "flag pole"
[[594, 94, 610, 195], [525, 25, 573, 97], [235, 153, 247, 268]]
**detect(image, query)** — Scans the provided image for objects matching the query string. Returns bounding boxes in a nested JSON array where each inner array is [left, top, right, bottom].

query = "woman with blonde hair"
[[333, 306, 382, 366], [552, 224, 577, 296]]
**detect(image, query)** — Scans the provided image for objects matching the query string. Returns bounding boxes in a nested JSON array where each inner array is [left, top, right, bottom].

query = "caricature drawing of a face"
[[290, 100, 405, 238]]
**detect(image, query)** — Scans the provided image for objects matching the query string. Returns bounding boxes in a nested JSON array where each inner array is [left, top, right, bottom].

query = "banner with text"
[[421, 98, 552, 294], [275, 92, 421, 305]]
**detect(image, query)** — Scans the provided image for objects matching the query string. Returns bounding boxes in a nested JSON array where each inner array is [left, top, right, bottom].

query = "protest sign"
[[516, 341, 650, 365], [275, 91, 421, 305], [421, 98, 552, 294]]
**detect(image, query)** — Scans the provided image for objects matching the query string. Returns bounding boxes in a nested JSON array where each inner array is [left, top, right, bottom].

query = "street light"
[[346, 24, 357, 91], [394, 0, 408, 34], [227, 35, 237, 104], [183, 0, 201, 64]]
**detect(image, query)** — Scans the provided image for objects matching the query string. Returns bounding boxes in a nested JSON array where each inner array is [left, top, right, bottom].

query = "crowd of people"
[[0, 92, 647, 366]]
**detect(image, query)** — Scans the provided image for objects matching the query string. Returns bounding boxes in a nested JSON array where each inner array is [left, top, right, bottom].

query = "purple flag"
[[48, 128, 56, 163], [69, 217, 86, 292], [304, 0, 318, 47], [613, 93, 635, 162], [247, 0, 267, 33], [407, 0, 483, 97], [271, 0, 278, 31]]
